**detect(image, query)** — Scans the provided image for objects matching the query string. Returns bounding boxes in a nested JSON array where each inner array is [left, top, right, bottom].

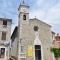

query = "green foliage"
[[50, 47, 60, 58]]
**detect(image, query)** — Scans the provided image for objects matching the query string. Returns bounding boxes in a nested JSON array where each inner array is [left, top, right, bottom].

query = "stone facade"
[[11, 4, 53, 60], [10, 26, 18, 60], [18, 4, 53, 60], [0, 18, 12, 60], [0, 18, 11, 42]]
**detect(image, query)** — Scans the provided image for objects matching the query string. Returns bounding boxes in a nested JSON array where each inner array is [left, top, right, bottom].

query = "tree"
[[50, 47, 60, 60]]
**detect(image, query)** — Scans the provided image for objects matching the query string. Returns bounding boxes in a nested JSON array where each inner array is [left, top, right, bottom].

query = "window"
[[1, 32, 6, 40], [0, 48, 5, 58], [21, 46, 23, 52], [52, 40, 55, 44], [34, 26, 39, 31], [23, 15, 26, 20], [3, 21, 7, 26], [59, 42, 60, 48]]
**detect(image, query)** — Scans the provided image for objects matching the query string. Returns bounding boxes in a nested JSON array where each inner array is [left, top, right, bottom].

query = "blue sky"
[[0, 0, 60, 34]]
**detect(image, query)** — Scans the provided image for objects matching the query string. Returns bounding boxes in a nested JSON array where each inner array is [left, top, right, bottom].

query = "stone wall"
[[19, 18, 53, 60], [0, 20, 11, 42], [0, 19, 11, 60]]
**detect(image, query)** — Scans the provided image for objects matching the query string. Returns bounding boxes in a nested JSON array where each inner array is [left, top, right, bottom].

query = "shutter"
[[2, 32, 6, 40]]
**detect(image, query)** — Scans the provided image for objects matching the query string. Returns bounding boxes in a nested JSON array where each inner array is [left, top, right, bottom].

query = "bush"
[[50, 47, 60, 58]]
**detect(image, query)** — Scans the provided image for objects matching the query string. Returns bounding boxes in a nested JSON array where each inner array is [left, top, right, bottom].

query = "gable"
[[29, 18, 51, 28]]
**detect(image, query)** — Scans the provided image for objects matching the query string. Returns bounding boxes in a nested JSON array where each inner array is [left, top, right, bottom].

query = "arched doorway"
[[34, 32, 43, 60], [35, 45, 41, 60]]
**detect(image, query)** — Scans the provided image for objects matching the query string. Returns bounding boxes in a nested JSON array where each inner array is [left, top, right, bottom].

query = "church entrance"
[[35, 45, 41, 60]]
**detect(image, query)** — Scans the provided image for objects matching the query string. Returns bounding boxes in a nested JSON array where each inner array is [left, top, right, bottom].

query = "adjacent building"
[[10, 26, 18, 60], [51, 31, 60, 48], [0, 18, 12, 60], [10, 3, 53, 60], [54, 34, 60, 48]]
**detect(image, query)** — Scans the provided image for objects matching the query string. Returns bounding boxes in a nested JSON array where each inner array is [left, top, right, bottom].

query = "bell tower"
[[18, 3, 29, 25], [18, 2, 30, 37], [18, 2, 30, 60], [18, 1, 30, 40]]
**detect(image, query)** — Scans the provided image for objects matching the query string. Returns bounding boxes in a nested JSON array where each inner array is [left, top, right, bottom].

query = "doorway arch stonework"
[[34, 32, 44, 60]]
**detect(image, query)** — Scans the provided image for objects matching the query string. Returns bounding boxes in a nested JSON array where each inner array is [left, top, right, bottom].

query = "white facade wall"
[[11, 38, 18, 58]]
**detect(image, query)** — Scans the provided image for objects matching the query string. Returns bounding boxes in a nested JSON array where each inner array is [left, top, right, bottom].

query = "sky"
[[0, 0, 60, 34]]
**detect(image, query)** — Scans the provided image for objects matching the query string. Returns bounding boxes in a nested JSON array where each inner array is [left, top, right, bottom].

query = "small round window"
[[34, 26, 39, 31]]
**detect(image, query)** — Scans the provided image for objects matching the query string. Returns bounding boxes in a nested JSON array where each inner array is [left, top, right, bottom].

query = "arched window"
[[23, 15, 26, 20]]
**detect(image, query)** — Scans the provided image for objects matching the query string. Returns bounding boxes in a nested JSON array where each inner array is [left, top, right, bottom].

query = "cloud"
[[29, 0, 60, 34], [0, 0, 18, 33], [0, 0, 60, 34], [36, 0, 45, 6], [30, 9, 45, 20], [44, 2, 60, 23]]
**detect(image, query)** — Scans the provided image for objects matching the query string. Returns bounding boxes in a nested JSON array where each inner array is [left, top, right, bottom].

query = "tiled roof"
[[0, 18, 12, 22]]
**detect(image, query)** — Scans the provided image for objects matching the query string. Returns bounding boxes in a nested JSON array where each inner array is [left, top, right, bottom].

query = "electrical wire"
[[0, 8, 18, 15], [0, 8, 60, 26]]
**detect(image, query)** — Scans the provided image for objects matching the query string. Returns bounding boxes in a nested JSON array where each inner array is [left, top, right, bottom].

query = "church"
[[10, 3, 53, 60]]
